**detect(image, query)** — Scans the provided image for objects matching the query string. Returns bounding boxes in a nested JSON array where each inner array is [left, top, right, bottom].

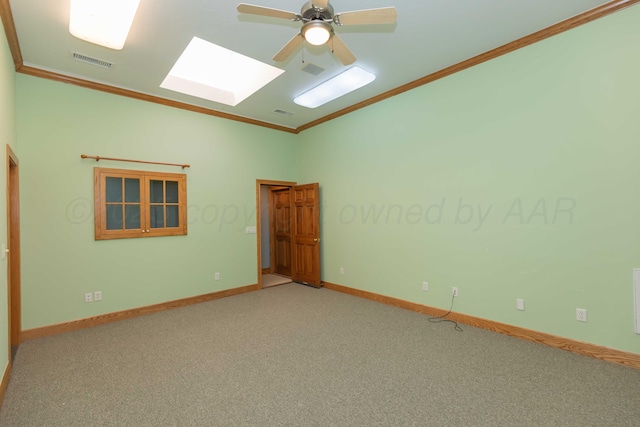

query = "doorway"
[[255, 180, 322, 289], [6, 145, 21, 362]]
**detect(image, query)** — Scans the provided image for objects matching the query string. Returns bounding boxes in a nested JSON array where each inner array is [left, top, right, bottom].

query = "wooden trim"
[[261, 268, 271, 274], [16, 66, 299, 134], [324, 282, 640, 370], [0, 360, 10, 409], [0, 0, 23, 69], [6, 145, 20, 351], [295, 0, 640, 133], [21, 284, 259, 342], [256, 180, 297, 186]]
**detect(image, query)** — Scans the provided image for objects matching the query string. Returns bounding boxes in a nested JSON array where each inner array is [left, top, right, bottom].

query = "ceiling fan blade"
[[312, 0, 329, 9], [273, 33, 304, 62], [330, 34, 356, 66], [237, 3, 299, 21], [334, 7, 398, 26]]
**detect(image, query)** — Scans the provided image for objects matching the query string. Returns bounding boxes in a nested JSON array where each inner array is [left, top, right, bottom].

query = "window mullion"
[[142, 176, 150, 232]]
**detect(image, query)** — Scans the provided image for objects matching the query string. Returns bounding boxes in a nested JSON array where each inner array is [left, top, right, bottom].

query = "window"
[[94, 168, 187, 240]]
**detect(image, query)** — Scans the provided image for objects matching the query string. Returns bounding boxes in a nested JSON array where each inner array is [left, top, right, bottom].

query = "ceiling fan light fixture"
[[302, 21, 332, 46], [294, 66, 375, 108], [69, 0, 140, 50]]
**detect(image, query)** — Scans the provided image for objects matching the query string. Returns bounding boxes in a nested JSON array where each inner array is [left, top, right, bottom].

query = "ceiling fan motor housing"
[[301, 1, 334, 20]]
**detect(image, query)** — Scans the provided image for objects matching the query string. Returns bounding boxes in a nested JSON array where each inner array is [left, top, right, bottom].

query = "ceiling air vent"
[[72, 52, 113, 69], [301, 63, 325, 76], [274, 109, 293, 116]]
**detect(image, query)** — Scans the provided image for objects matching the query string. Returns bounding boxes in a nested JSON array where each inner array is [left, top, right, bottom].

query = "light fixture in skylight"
[[160, 37, 285, 107], [294, 66, 376, 109], [69, 0, 140, 50]]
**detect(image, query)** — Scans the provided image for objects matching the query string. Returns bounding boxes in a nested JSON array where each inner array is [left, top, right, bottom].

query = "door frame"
[[6, 145, 20, 359], [256, 179, 296, 289]]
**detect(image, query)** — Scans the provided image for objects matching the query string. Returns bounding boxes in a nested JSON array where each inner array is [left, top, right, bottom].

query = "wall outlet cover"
[[576, 308, 587, 322]]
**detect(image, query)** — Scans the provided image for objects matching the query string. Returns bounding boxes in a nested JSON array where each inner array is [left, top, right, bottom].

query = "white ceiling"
[[7, 0, 613, 131]]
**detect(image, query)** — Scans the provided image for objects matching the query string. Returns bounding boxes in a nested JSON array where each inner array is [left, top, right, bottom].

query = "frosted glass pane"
[[106, 205, 122, 230], [166, 205, 179, 227], [125, 205, 140, 229], [106, 178, 122, 202], [125, 178, 140, 202], [166, 181, 179, 203], [150, 180, 164, 203], [150, 206, 164, 228]]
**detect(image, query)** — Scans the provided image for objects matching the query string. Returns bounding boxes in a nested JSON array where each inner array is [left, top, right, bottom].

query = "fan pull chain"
[[301, 45, 305, 63]]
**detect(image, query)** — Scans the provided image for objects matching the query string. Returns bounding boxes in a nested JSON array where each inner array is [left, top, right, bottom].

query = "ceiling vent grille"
[[301, 63, 325, 76], [72, 52, 113, 69], [274, 109, 293, 116]]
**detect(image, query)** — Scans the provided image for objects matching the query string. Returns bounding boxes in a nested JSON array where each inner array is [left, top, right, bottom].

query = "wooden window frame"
[[94, 167, 187, 240]]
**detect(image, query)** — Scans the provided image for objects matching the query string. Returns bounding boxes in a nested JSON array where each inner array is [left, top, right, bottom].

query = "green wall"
[[16, 76, 297, 329], [296, 5, 640, 354], [13, 4, 640, 356], [0, 23, 16, 376]]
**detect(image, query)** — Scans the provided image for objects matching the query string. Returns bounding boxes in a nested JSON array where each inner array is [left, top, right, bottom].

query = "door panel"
[[291, 183, 321, 287], [271, 187, 292, 276]]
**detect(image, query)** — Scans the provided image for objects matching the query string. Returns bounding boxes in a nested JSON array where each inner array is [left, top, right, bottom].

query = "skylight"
[[294, 66, 376, 109], [160, 37, 285, 107]]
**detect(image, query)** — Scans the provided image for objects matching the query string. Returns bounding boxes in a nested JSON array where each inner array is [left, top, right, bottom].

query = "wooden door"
[[291, 183, 321, 287], [270, 187, 292, 277]]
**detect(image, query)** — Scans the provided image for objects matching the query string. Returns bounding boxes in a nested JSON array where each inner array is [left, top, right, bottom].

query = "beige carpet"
[[2, 283, 640, 426], [262, 273, 292, 288]]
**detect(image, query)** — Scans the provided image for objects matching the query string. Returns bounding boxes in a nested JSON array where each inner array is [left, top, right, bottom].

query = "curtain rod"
[[80, 154, 190, 169]]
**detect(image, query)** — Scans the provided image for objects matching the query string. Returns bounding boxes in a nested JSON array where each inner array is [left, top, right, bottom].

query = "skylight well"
[[160, 37, 285, 107]]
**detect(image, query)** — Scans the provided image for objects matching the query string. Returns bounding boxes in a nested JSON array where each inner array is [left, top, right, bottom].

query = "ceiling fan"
[[237, 1, 397, 65]]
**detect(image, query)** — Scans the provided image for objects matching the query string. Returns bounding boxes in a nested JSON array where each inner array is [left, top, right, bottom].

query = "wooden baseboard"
[[0, 360, 10, 409], [323, 282, 640, 370], [21, 284, 260, 342], [261, 268, 271, 274]]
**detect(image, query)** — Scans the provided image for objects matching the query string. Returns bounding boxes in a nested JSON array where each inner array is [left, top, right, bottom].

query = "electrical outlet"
[[422, 281, 429, 291], [576, 308, 588, 322], [516, 298, 525, 311], [84, 292, 93, 303], [94, 291, 102, 302], [339, 267, 345, 275], [452, 287, 458, 297], [215, 272, 220, 281]]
